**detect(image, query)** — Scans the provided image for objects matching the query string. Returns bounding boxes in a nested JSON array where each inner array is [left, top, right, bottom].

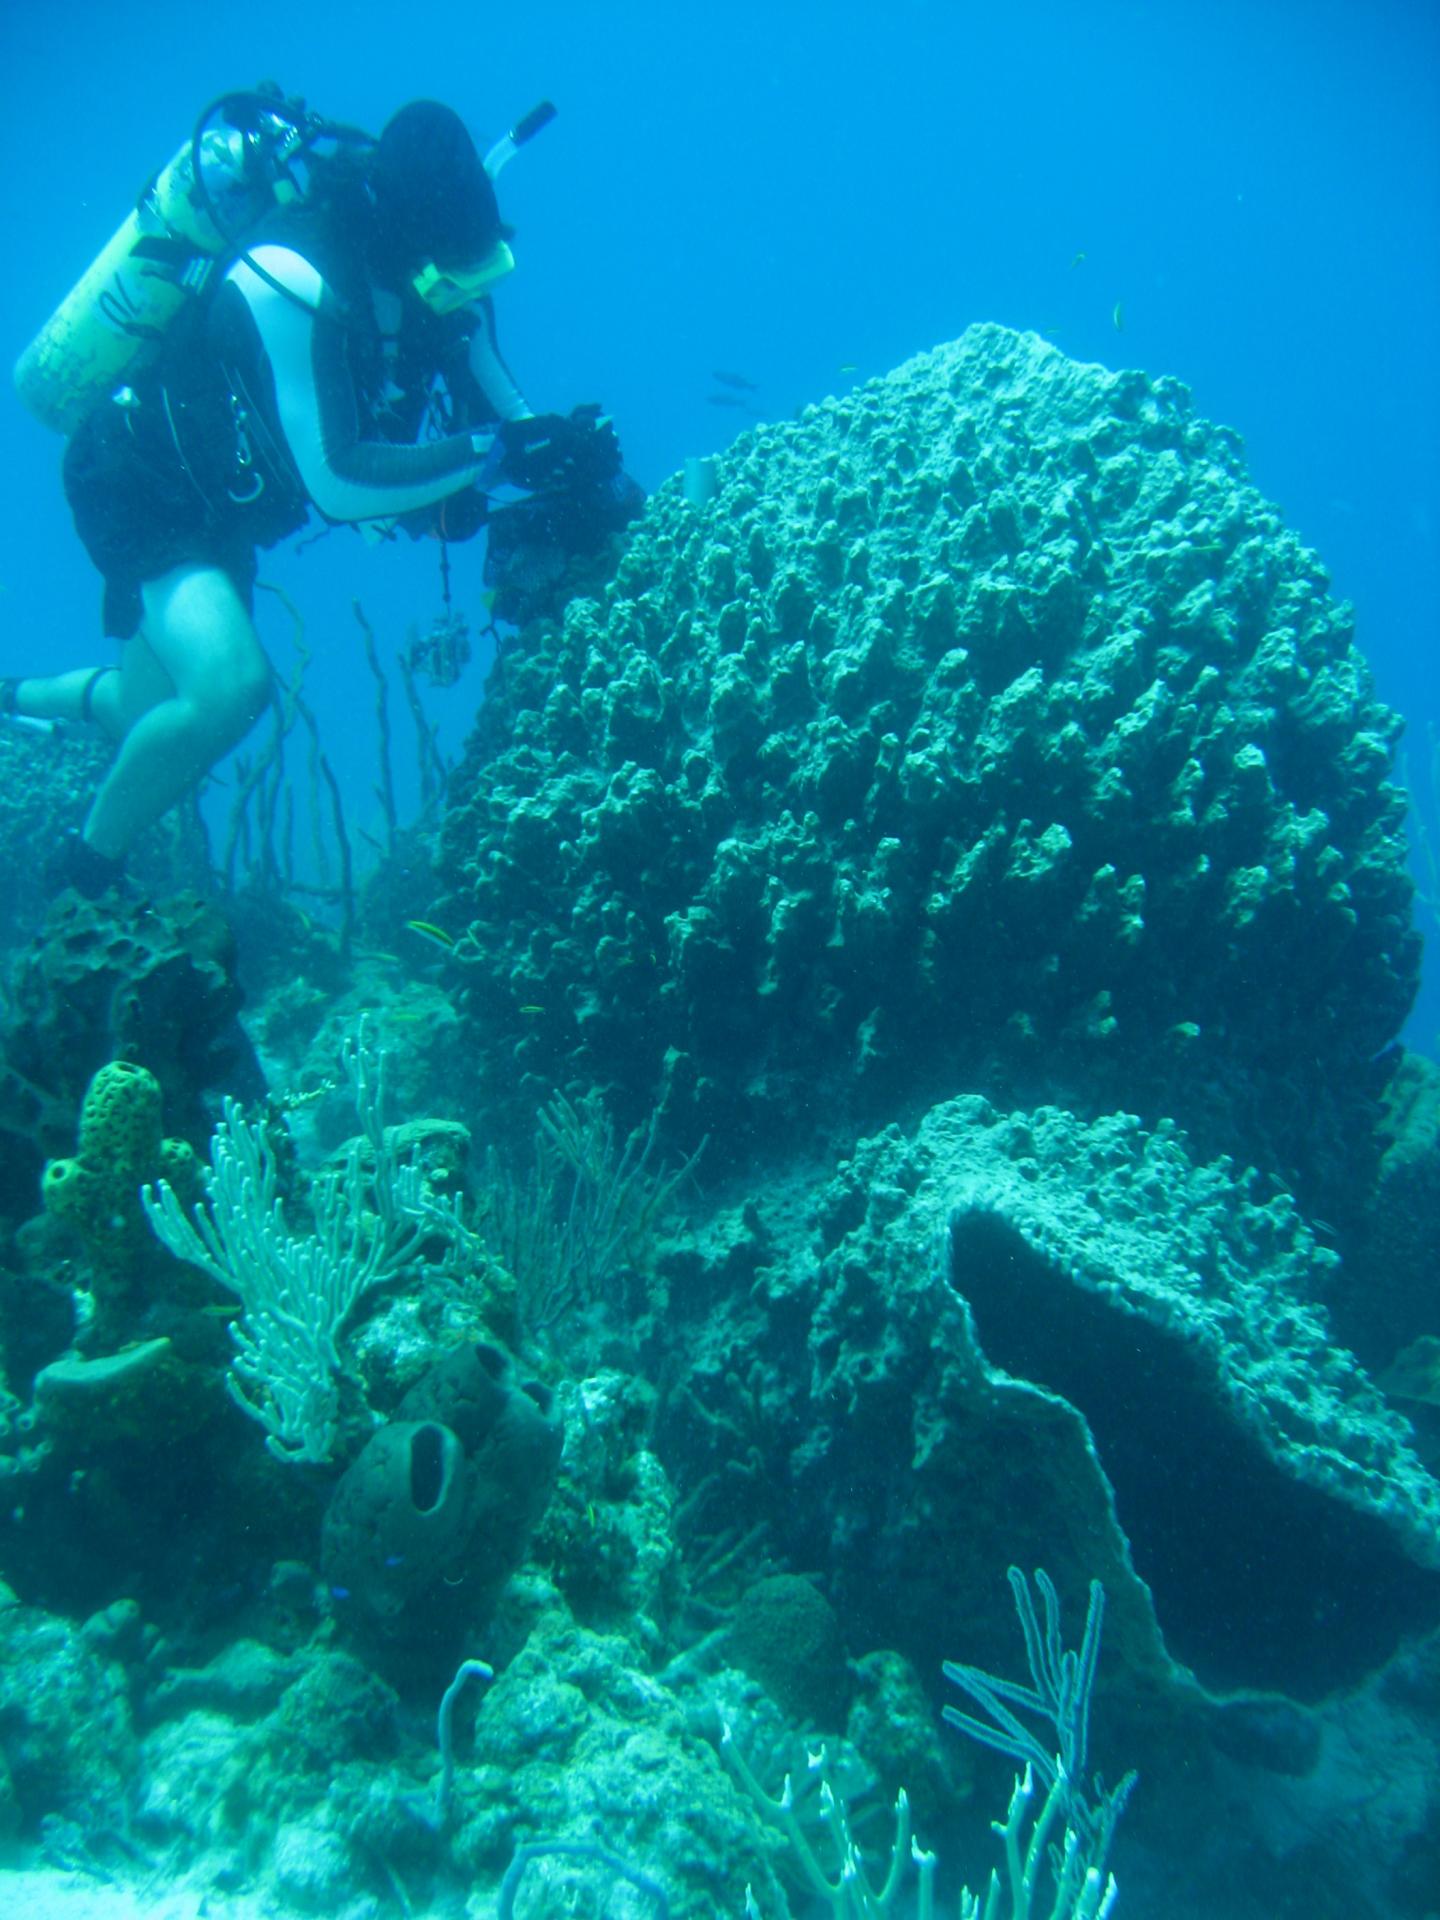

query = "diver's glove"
[[494, 405, 622, 495]]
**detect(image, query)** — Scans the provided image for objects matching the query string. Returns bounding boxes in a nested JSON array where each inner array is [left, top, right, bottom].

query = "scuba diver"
[[3, 91, 640, 895]]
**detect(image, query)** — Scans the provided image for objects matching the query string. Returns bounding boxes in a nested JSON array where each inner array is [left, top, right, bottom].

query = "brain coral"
[[438, 325, 1418, 1190]]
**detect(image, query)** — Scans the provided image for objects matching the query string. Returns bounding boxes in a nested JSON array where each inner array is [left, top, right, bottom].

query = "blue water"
[[1, 0, 1435, 1038]]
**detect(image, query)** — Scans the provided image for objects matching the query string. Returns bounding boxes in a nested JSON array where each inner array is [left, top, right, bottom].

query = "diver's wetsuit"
[[62, 231, 529, 639]]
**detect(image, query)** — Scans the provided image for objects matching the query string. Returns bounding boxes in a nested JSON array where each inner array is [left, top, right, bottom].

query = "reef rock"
[[0, 722, 208, 951], [660, 1093, 1440, 1720], [439, 324, 1417, 1203], [0, 889, 258, 1219]]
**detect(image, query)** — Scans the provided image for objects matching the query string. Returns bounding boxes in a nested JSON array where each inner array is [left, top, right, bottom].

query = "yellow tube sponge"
[[43, 1061, 191, 1272], [77, 1060, 164, 1178]]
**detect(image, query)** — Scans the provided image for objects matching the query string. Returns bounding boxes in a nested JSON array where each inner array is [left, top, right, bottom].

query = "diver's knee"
[[190, 667, 271, 758], [220, 661, 274, 739]]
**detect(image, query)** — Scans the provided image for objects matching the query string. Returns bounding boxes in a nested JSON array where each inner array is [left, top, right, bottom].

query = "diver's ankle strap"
[[79, 665, 118, 724]]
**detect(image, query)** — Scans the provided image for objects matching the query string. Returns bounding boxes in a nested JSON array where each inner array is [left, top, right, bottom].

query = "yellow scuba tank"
[[14, 89, 360, 436]]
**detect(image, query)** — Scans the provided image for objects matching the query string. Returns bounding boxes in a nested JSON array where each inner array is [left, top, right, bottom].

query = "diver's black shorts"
[[63, 399, 266, 641]]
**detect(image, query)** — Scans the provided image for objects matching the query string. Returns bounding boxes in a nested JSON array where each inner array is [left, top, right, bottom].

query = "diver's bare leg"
[[12, 665, 125, 735], [81, 564, 272, 858]]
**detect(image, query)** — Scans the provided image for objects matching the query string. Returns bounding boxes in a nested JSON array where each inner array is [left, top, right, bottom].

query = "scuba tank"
[[13, 87, 373, 436]]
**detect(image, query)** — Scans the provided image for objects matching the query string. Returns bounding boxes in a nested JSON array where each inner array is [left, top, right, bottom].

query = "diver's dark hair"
[[369, 100, 501, 282]]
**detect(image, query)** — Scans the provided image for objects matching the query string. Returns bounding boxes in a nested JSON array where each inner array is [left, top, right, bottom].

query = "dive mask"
[[412, 238, 516, 315]]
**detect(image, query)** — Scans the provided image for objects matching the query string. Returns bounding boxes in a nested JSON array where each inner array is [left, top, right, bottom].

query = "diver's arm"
[[226, 247, 494, 522], [466, 300, 532, 424]]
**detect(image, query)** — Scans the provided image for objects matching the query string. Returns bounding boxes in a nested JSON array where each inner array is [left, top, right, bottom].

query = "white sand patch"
[[0, 1870, 270, 1920]]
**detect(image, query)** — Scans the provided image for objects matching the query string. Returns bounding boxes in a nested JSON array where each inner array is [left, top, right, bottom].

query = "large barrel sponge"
[[321, 1420, 471, 1626], [438, 325, 1418, 1191], [323, 1343, 562, 1641]]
